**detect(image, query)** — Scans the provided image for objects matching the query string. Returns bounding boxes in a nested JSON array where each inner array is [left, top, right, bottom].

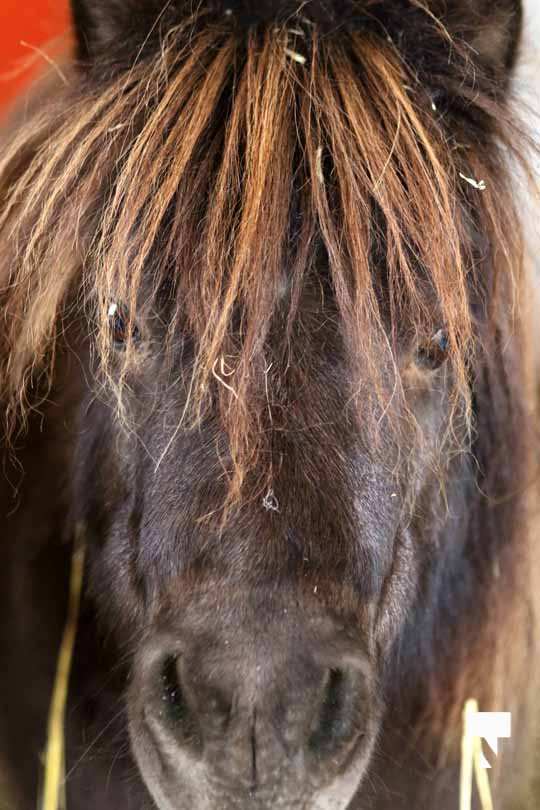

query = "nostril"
[[161, 655, 188, 724], [309, 668, 351, 753], [158, 655, 203, 750], [158, 655, 230, 750]]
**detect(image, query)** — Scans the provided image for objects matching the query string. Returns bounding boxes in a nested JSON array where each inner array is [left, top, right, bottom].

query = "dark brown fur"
[[1, 1, 539, 808]]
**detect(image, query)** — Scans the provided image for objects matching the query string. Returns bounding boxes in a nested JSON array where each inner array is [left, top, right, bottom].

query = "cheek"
[[401, 370, 457, 504], [83, 509, 146, 637], [373, 524, 419, 654], [72, 428, 149, 633], [73, 399, 130, 516], [403, 363, 452, 434]]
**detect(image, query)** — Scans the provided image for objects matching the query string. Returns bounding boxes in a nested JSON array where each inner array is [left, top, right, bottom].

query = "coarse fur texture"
[[1, 0, 539, 808]]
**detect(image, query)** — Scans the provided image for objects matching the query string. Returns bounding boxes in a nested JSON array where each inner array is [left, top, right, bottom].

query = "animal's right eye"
[[108, 302, 141, 349], [416, 328, 449, 371]]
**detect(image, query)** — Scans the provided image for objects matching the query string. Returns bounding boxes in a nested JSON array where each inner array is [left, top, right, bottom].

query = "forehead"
[[116, 334, 401, 581]]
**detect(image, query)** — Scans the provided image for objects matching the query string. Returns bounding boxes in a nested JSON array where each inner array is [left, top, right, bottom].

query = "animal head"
[[0, 0, 527, 807]]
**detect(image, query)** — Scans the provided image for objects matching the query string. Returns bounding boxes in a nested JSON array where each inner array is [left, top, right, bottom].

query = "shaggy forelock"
[[0, 1, 526, 509]]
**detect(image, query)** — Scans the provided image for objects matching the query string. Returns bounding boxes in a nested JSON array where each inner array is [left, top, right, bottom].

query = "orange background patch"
[[0, 0, 70, 110]]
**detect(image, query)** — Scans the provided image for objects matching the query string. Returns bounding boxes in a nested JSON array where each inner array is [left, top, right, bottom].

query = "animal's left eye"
[[108, 302, 141, 348], [416, 328, 449, 371]]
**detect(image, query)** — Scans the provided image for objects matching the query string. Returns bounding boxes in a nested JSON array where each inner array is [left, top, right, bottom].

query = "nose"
[[137, 635, 370, 794]]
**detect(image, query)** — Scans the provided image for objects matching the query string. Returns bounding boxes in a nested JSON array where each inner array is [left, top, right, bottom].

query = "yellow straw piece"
[[460, 699, 476, 810], [460, 698, 495, 810], [474, 734, 494, 810], [284, 47, 307, 65], [42, 535, 86, 810]]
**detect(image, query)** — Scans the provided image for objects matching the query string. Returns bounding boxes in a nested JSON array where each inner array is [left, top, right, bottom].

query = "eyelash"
[[108, 302, 141, 348]]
